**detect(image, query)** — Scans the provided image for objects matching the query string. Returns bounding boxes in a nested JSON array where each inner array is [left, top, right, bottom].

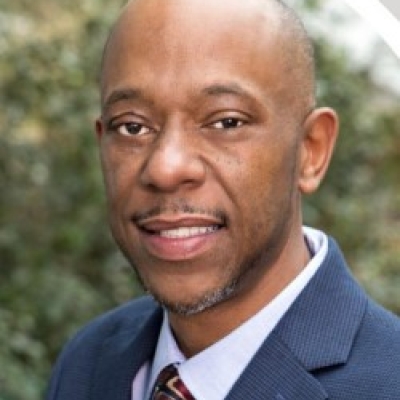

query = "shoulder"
[[62, 295, 160, 355], [356, 298, 400, 355], [323, 299, 400, 398], [46, 296, 161, 399]]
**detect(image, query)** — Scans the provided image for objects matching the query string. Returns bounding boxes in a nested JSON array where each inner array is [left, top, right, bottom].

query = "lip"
[[135, 215, 225, 261]]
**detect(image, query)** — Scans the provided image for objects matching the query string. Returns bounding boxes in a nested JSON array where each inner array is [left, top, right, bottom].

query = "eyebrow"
[[202, 83, 255, 102], [102, 82, 257, 113], [102, 88, 149, 113]]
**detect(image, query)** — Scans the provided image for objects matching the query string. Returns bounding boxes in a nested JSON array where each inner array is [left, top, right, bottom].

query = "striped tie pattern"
[[150, 364, 195, 400]]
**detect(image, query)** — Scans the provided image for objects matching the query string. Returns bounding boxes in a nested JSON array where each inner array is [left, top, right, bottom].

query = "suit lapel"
[[274, 238, 367, 370], [90, 306, 163, 400], [227, 238, 367, 399], [226, 332, 328, 399]]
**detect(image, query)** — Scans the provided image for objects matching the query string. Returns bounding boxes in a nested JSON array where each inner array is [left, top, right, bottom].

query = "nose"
[[139, 126, 206, 192]]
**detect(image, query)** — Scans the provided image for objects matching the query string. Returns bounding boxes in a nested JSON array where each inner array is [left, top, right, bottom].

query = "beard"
[[130, 221, 294, 318], [126, 189, 296, 317], [132, 230, 284, 317], [152, 277, 239, 316], [131, 262, 239, 316], [130, 253, 246, 316]]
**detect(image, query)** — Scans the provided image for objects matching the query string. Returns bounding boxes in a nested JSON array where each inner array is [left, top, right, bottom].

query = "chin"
[[149, 279, 239, 316]]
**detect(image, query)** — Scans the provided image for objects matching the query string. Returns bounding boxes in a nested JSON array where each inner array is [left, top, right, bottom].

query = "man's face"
[[97, 0, 306, 315]]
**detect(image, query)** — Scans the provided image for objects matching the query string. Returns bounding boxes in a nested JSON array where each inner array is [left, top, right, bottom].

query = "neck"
[[168, 227, 311, 357]]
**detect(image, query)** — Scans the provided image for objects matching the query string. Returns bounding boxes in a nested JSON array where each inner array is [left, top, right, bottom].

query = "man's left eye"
[[212, 118, 245, 129]]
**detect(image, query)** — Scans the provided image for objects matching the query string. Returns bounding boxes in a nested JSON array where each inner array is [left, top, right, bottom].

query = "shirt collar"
[[147, 227, 328, 400]]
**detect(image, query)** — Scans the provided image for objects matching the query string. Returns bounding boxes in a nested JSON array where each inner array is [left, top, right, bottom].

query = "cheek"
[[227, 147, 279, 200], [100, 147, 144, 254], [226, 143, 297, 223], [100, 145, 139, 206]]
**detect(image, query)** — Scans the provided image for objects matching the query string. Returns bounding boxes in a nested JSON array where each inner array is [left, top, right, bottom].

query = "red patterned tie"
[[150, 364, 195, 400]]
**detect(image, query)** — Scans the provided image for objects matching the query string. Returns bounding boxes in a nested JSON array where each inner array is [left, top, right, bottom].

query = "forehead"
[[101, 0, 286, 106], [113, 0, 280, 42]]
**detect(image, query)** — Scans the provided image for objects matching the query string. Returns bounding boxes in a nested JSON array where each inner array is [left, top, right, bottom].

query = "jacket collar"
[[275, 237, 366, 371], [90, 304, 163, 400]]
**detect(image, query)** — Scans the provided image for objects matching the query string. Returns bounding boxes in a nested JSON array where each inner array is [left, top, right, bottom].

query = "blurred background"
[[0, 0, 399, 398]]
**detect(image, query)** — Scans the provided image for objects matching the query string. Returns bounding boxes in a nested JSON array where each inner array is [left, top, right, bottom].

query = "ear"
[[298, 107, 339, 194], [95, 118, 104, 142]]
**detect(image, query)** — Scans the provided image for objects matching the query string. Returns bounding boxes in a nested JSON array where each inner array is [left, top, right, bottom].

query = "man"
[[47, 0, 400, 399]]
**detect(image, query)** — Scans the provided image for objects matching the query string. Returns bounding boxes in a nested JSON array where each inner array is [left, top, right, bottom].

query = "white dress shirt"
[[132, 227, 328, 400]]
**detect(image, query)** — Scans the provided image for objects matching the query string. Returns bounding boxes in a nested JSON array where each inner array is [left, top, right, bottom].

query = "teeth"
[[159, 226, 218, 238]]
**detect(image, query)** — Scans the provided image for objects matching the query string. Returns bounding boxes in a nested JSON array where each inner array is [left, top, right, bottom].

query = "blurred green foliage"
[[0, 0, 399, 399]]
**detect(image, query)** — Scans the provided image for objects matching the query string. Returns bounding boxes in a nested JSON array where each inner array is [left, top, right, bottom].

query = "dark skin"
[[97, 0, 338, 357]]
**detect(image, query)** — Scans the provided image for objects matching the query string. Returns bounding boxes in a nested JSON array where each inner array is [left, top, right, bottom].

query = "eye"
[[212, 118, 245, 130], [116, 122, 151, 136]]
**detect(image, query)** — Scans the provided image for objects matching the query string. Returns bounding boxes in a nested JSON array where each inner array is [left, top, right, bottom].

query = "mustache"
[[132, 202, 228, 225]]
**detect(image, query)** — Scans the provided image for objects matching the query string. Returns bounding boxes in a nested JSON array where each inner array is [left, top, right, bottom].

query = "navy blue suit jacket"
[[46, 238, 400, 399]]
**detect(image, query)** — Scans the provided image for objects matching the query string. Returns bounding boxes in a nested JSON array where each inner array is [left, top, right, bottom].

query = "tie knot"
[[150, 364, 195, 400]]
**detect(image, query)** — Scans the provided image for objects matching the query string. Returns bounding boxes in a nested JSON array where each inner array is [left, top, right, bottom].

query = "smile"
[[134, 215, 225, 261], [157, 226, 220, 238]]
